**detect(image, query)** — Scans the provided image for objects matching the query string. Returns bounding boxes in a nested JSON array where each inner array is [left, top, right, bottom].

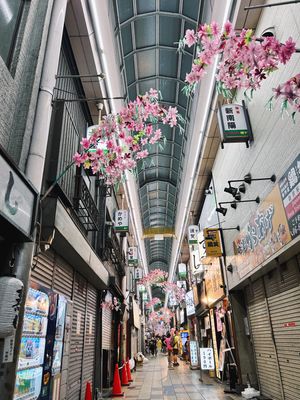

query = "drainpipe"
[[1, 1, 68, 399]]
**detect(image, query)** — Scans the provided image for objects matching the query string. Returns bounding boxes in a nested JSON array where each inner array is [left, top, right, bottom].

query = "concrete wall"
[[211, 2, 300, 290], [0, 1, 51, 169]]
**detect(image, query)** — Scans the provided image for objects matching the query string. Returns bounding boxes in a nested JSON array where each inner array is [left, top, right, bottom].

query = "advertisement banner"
[[114, 209, 129, 232], [232, 184, 292, 279], [14, 367, 43, 400], [279, 154, 300, 239]]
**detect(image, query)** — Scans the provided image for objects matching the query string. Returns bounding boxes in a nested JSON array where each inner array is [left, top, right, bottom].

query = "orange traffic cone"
[[121, 360, 130, 386], [126, 358, 133, 382], [85, 381, 92, 400], [111, 364, 124, 397]]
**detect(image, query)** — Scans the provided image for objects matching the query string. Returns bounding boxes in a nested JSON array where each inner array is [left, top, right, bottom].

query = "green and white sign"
[[128, 246, 138, 265], [115, 209, 129, 232], [188, 225, 199, 245], [178, 263, 187, 279]]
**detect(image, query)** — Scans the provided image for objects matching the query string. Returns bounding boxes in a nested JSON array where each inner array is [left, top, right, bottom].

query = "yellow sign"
[[204, 228, 222, 257]]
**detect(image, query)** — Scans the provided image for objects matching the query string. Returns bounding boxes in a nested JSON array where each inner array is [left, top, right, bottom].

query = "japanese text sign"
[[127, 246, 138, 265], [200, 348, 215, 370], [188, 225, 199, 245], [218, 103, 250, 144], [114, 210, 129, 232]]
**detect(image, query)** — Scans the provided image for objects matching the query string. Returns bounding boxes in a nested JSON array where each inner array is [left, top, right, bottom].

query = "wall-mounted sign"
[[134, 267, 143, 280], [185, 290, 195, 316], [127, 246, 138, 265], [217, 102, 252, 147], [142, 292, 148, 301], [203, 229, 222, 257], [188, 225, 199, 245], [137, 284, 146, 293], [114, 209, 129, 232], [200, 348, 215, 370], [279, 154, 300, 239], [178, 263, 187, 279], [0, 148, 38, 241], [204, 258, 224, 306], [232, 184, 292, 279]]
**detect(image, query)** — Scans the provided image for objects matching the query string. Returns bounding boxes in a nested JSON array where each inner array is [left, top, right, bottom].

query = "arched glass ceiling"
[[113, 0, 201, 274]]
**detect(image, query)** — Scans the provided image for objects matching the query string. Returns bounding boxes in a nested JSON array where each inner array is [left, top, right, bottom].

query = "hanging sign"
[[189, 341, 199, 367], [279, 153, 300, 239], [127, 246, 138, 265], [188, 225, 199, 245], [137, 284, 146, 293], [203, 228, 222, 257], [114, 209, 129, 232], [134, 267, 143, 280], [177, 280, 187, 290], [185, 290, 195, 316], [142, 292, 148, 301], [200, 348, 215, 370], [178, 263, 187, 279], [217, 103, 252, 146]]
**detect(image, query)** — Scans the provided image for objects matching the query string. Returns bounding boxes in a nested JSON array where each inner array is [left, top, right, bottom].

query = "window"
[[0, 0, 24, 66]]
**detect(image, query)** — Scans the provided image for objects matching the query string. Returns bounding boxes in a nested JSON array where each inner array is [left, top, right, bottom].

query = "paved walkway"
[[114, 353, 241, 400]]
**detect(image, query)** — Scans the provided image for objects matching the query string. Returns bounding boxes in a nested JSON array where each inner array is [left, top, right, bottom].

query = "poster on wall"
[[25, 288, 49, 316], [232, 184, 292, 279], [279, 154, 300, 239], [18, 337, 46, 369], [14, 367, 43, 400]]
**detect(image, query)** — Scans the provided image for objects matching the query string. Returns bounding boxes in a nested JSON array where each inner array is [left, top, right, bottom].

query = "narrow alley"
[[115, 354, 240, 400]]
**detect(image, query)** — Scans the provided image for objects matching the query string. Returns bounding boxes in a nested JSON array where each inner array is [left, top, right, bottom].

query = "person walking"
[[149, 335, 157, 357], [157, 336, 162, 353], [164, 332, 174, 369], [172, 330, 180, 366]]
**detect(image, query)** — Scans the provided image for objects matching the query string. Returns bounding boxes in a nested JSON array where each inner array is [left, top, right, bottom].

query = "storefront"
[[24, 250, 99, 400]]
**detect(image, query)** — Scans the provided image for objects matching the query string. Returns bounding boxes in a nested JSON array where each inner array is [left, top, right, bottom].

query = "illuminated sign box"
[[217, 102, 253, 148]]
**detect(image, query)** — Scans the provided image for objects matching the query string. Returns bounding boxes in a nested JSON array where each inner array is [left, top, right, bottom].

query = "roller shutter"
[[67, 273, 87, 400], [102, 292, 113, 350], [81, 284, 98, 399], [246, 278, 282, 400], [52, 254, 74, 299], [31, 251, 55, 288]]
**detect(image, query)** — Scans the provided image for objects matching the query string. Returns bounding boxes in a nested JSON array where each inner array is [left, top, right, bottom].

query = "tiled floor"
[[113, 353, 241, 400]]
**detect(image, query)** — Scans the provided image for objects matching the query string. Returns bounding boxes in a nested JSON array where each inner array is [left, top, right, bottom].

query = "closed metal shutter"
[[81, 284, 98, 399], [247, 278, 282, 400], [52, 255, 74, 299], [67, 273, 87, 400], [31, 251, 55, 288], [102, 292, 113, 350], [268, 286, 300, 400]]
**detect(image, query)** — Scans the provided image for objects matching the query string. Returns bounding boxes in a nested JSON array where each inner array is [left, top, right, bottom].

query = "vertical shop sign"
[[279, 154, 300, 239], [114, 210, 129, 232], [188, 225, 199, 245], [189, 341, 199, 367], [134, 267, 142, 280], [218, 103, 251, 145], [200, 348, 215, 370], [178, 263, 187, 279], [203, 229, 222, 257], [128, 246, 138, 266], [185, 290, 195, 316], [210, 308, 220, 378]]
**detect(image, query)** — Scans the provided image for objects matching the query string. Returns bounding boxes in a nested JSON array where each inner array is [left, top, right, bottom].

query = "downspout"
[[2, 1, 68, 399]]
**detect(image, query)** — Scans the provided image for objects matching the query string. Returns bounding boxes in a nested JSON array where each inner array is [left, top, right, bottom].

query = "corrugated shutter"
[[268, 286, 300, 400], [81, 284, 98, 399], [67, 273, 87, 400], [31, 251, 55, 288], [247, 278, 282, 400], [52, 255, 74, 299], [102, 292, 113, 350]]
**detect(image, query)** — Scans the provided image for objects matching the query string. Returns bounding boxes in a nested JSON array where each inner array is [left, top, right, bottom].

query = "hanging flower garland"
[[148, 307, 175, 324], [268, 73, 300, 120], [138, 268, 168, 287], [160, 281, 186, 303], [145, 297, 161, 309], [73, 89, 183, 184], [179, 21, 296, 100]]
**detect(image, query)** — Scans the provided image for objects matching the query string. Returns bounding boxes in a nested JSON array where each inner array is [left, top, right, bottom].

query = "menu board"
[[200, 348, 215, 370], [189, 340, 199, 367]]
